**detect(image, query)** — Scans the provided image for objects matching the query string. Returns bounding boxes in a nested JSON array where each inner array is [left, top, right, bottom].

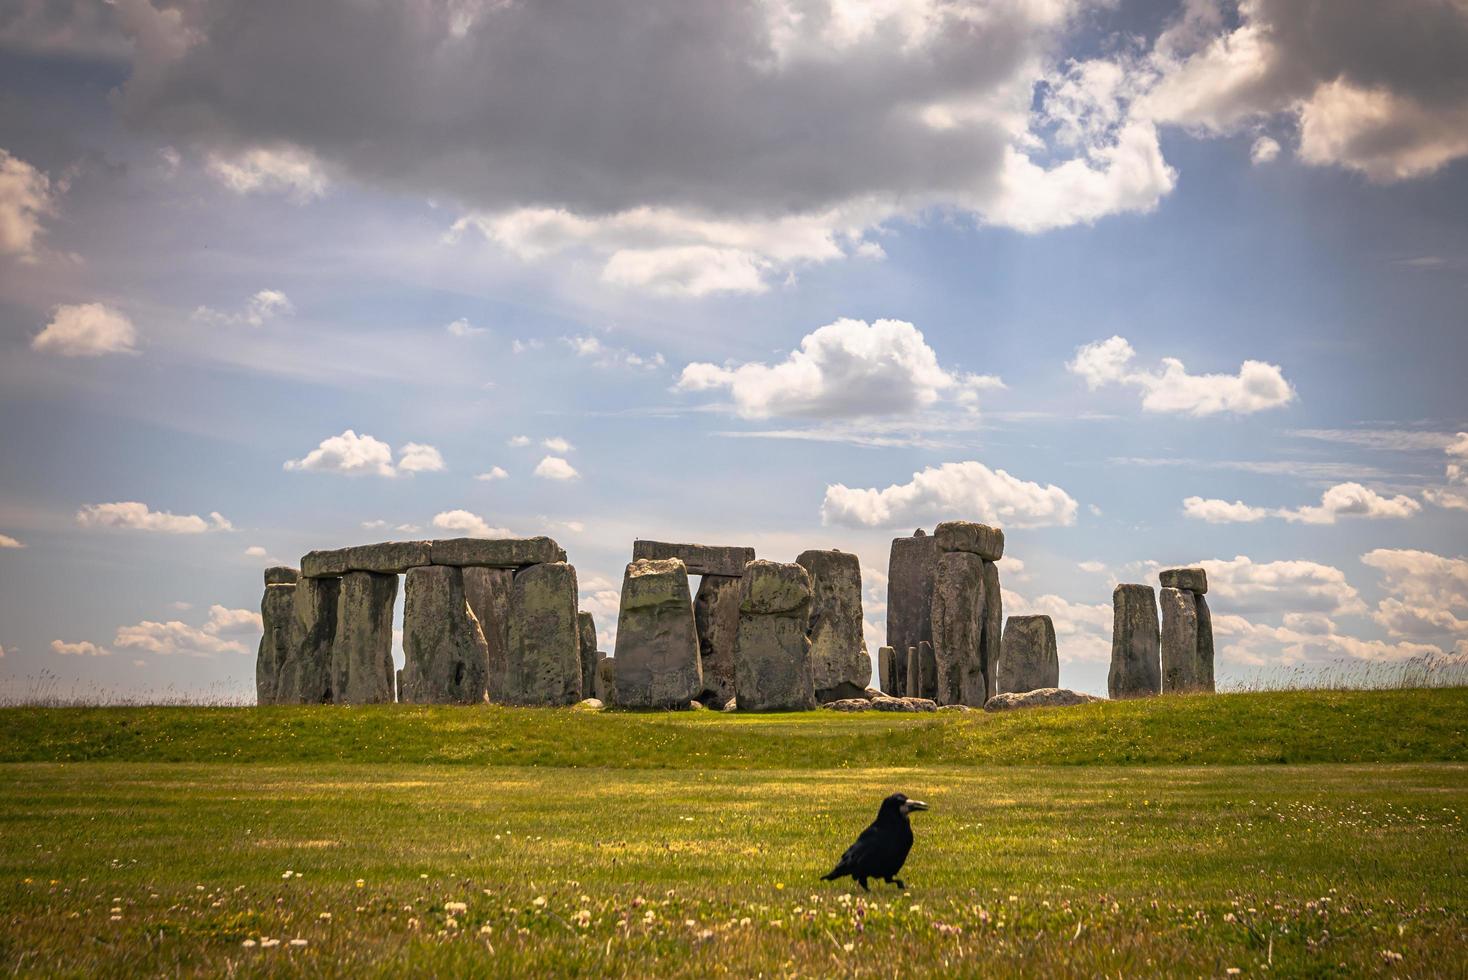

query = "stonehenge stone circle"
[[934, 520, 1005, 561], [614, 558, 703, 709], [506, 562, 583, 706], [1159, 567, 1216, 692], [1159, 567, 1207, 594], [795, 549, 870, 702], [255, 580, 297, 705], [693, 574, 742, 707], [931, 550, 988, 706], [734, 560, 816, 711], [305, 541, 431, 579], [886, 530, 938, 695], [998, 615, 1059, 694], [578, 611, 599, 699], [631, 540, 754, 577], [273, 575, 338, 704], [462, 567, 512, 701], [333, 571, 399, 704], [400, 565, 491, 705], [1108, 584, 1160, 699]]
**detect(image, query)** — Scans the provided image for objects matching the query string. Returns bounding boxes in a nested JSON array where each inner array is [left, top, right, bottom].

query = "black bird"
[[821, 792, 928, 891]]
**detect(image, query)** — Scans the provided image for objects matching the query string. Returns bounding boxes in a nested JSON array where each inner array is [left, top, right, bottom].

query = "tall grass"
[[1220, 652, 1468, 692]]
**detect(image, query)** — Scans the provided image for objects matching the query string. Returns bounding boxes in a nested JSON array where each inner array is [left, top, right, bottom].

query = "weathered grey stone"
[[1109, 584, 1160, 699], [905, 645, 920, 698], [863, 686, 883, 700], [395, 668, 402, 702], [302, 541, 432, 578], [931, 551, 987, 706], [431, 536, 566, 568], [255, 583, 297, 705], [400, 565, 490, 705], [980, 560, 1002, 704], [594, 655, 616, 704], [878, 645, 895, 695], [1159, 567, 1208, 595], [734, 560, 816, 711], [264, 566, 300, 586], [886, 531, 938, 695], [984, 688, 1105, 712], [918, 639, 937, 699], [274, 576, 338, 704], [631, 540, 755, 577], [614, 558, 702, 709], [332, 571, 398, 704], [578, 612, 598, 701], [870, 696, 938, 713], [693, 574, 741, 707], [998, 615, 1059, 694], [1161, 587, 1213, 694], [505, 562, 582, 705], [688, 700, 705, 711], [934, 521, 1005, 561], [822, 698, 872, 712], [937, 703, 974, 712], [463, 567, 512, 702], [1195, 594, 1216, 693], [796, 549, 871, 702], [575, 697, 604, 710], [722, 697, 738, 712]]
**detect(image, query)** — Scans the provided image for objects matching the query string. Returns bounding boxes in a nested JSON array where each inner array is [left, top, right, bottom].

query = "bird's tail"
[[820, 865, 845, 881]]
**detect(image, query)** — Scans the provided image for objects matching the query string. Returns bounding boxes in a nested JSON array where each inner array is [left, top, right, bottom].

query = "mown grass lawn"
[[0, 691, 1464, 976]]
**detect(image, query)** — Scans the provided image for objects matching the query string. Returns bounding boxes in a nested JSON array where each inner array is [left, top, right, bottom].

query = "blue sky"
[[1, 0, 1466, 700]]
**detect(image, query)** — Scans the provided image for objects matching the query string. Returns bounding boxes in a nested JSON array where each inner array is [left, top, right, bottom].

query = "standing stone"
[[886, 531, 939, 697], [614, 558, 702, 709], [980, 559, 1003, 704], [578, 612, 599, 700], [918, 639, 937, 699], [463, 567, 512, 702], [505, 562, 582, 705], [795, 549, 871, 702], [905, 646, 920, 698], [332, 571, 398, 704], [877, 645, 895, 696], [734, 560, 816, 711], [693, 574, 742, 707], [400, 565, 490, 704], [998, 615, 1059, 694], [595, 654, 616, 704], [1109, 584, 1160, 699], [931, 551, 987, 706], [1160, 587, 1203, 693], [275, 576, 339, 704], [255, 582, 298, 705], [1195, 594, 1216, 692]]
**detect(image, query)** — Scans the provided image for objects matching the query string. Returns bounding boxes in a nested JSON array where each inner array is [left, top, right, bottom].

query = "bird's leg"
[[856, 878, 869, 892], [890, 878, 905, 890]]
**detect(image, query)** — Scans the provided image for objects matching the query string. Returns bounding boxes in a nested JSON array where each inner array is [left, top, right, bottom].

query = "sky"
[[1, 0, 1466, 702]]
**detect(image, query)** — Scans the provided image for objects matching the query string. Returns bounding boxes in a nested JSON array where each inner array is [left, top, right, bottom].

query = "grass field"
[[1, 690, 1465, 976]]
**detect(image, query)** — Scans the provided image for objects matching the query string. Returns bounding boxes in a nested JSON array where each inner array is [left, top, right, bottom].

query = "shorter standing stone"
[[693, 574, 742, 707], [886, 531, 939, 694], [931, 551, 987, 706], [578, 612, 598, 700], [595, 655, 616, 704], [275, 576, 338, 704], [255, 582, 297, 705], [1195, 594, 1216, 692], [796, 549, 870, 702], [1108, 584, 1160, 699], [934, 521, 1005, 561], [463, 567, 512, 702], [1159, 567, 1207, 594], [917, 639, 937, 699], [905, 646, 920, 698], [734, 560, 816, 711], [878, 645, 895, 695], [401, 565, 490, 705], [980, 560, 1002, 704], [505, 562, 582, 706], [1160, 586, 1202, 693], [615, 558, 702, 709], [998, 615, 1059, 694], [333, 571, 398, 704]]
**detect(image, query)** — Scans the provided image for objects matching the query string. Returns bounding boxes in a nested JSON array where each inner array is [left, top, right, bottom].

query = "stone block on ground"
[[822, 698, 872, 712], [931, 551, 988, 706], [984, 688, 1105, 712], [574, 698, 604, 710], [631, 540, 755, 578], [796, 549, 870, 702], [998, 615, 1059, 694], [614, 558, 702, 709], [255, 582, 297, 705], [274, 576, 338, 705], [693, 574, 742, 707], [430, 536, 566, 568], [1159, 567, 1208, 594], [505, 562, 583, 705], [400, 565, 490, 705], [1108, 584, 1160, 699], [302, 541, 432, 578], [733, 560, 816, 711], [332, 571, 398, 704], [870, 696, 938, 713], [886, 531, 939, 694], [934, 520, 1005, 561], [463, 567, 512, 702]]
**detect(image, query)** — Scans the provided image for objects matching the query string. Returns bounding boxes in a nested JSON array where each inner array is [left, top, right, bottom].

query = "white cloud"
[[1185, 483, 1421, 525], [202, 604, 262, 635], [51, 639, 109, 657], [1194, 555, 1366, 618], [541, 437, 573, 453], [1361, 548, 1468, 643], [446, 318, 487, 338], [0, 533, 24, 549], [1211, 612, 1442, 668], [475, 466, 509, 482], [361, 519, 388, 530], [534, 456, 580, 481], [31, 303, 139, 357], [206, 145, 328, 199], [578, 574, 623, 648], [284, 430, 444, 477], [243, 545, 267, 557], [507, 435, 531, 447], [1007, 591, 1113, 664], [1077, 560, 1107, 574], [1067, 335, 1294, 415], [430, 509, 513, 539], [113, 620, 248, 658], [678, 318, 1001, 421], [76, 502, 232, 534], [821, 460, 1078, 529], [561, 335, 665, 370], [510, 339, 543, 354], [0, 147, 53, 258], [193, 288, 293, 327], [1424, 431, 1468, 511], [1250, 135, 1281, 164]]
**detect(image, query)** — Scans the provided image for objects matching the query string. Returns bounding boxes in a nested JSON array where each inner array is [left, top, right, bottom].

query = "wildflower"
[[776, 882, 785, 890], [355, 879, 365, 888], [241, 939, 257, 948], [739, 917, 752, 927], [445, 902, 468, 914], [574, 909, 592, 928], [261, 938, 280, 948], [698, 929, 714, 941], [842, 942, 855, 952], [319, 912, 332, 921], [289, 939, 308, 947], [533, 896, 547, 908], [1225, 969, 1240, 976], [446, 917, 459, 929], [479, 924, 493, 935], [281, 871, 294, 880], [419, 874, 428, 879], [1381, 951, 1404, 963], [109, 915, 121, 922]]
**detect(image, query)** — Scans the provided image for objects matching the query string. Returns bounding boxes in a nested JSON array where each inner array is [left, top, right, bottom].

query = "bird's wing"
[[828, 822, 883, 874]]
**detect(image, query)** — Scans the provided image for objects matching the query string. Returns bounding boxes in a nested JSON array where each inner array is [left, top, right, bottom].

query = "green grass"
[[1, 690, 1465, 976]]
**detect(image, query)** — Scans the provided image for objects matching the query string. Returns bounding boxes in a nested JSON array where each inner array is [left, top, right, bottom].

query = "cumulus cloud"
[[431, 510, 513, 539], [1068, 335, 1294, 415], [507, 435, 531, 447], [1423, 432, 1468, 511], [284, 430, 444, 477], [243, 545, 266, 557], [52, 639, 110, 656], [114, 620, 248, 657], [561, 335, 665, 370], [0, 147, 53, 258], [475, 466, 508, 482], [1184, 482, 1421, 525], [541, 437, 574, 453], [821, 460, 1078, 529], [1192, 555, 1366, 618], [1361, 548, 1468, 643], [534, 456, 580, 481], [1007, 591, 1113, 664], [445, 318, 487, 338], [578, 574, 623, 649], [0, 533, 24, 548], [205, 145, 328, 199], [76, 502, 232, 534], [678, 318, 1001, 421], [31, 303, 139, 357], [1250, 135, 1281, 164], [192, 289, 292, 326]]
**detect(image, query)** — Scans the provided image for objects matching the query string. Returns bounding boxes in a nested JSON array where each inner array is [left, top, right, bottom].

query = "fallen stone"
[[614, 558, 702, 709], [734, 560, 816, 711], [1109, 584, 1160, 699], [302, 541, 432, 578], [1159, 567, 1208, 595], [980, 560, 1002, 704], [796, 549, 871, 702], [578, 611, 599, 702], [931, 551, 988, 706], [332, 571, 399, 704], [505, 562, 583, 705], [401, 565, 490, 705], [274, 576, 338, 704], [594, 655, 616, 704], [430, 536, 566, 568], [886, 531, 939, 695], [1160, 586, 1201, 694], [688, 700, 705, 711], [934, 520, 1005, 561], [463, 567, 512, 702], [870, 696, 938, 713], [937, 704, 973, 712], [984, 688, 1105, 712], [822, 698, 872, 712], [574, 697, 604, 710], [631, 540, 755, 578], [255, 583, 297, 705], [722, 697, 738, 712], [264, 566, 300, 586], [998, 615, 1059, 694], [863, 687, 884, 700], [693, 574, 741, 708], [1195, 594, 1216, 693]]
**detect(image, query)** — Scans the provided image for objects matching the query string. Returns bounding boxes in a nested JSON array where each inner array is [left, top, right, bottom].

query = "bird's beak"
[[902, 800, 929, 813]]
